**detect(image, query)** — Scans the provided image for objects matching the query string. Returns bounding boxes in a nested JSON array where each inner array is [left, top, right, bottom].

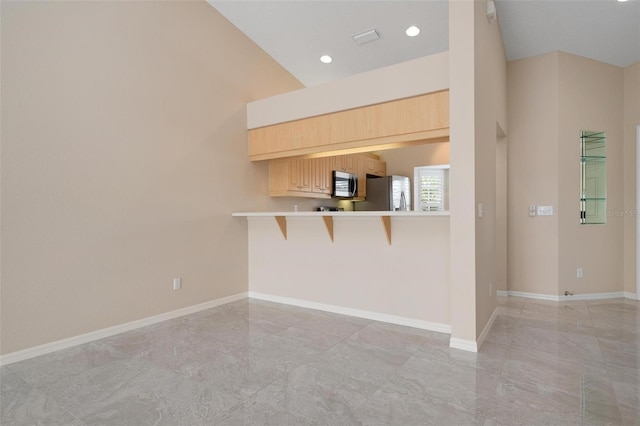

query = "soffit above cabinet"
[[247, 52, 449, 130]]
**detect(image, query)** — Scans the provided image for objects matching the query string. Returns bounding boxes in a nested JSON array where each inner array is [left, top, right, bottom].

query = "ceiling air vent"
[[352, 29, 380, 46]]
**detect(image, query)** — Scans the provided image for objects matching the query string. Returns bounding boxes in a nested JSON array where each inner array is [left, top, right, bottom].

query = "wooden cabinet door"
[[287, 158, 311, 192], [332, 154, 355, 173], [312, 158, 332, 195], [366, 158, 386, 177], [331, 155, 345, 172], [270, 155, 376, 198], [355, 155, 367, 198], [344, 155, 356, 173]]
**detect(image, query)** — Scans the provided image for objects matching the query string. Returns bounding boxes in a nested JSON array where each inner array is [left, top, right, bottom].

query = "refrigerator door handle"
[[400, 191, 407, 211]]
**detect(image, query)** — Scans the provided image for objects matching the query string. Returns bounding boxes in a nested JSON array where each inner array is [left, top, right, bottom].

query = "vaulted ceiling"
[[208, 0, 640, 87]]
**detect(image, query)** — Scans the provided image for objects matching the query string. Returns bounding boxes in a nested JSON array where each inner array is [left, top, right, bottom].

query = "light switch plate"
[[537, 205, 554, 216]]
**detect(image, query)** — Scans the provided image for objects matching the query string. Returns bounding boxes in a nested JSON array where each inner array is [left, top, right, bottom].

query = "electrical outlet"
[[576, 268, 583, 279], [173, 278, 181, 290]]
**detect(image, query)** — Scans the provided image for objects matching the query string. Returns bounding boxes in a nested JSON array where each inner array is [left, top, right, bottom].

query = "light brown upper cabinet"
[[249, 90, 449, 161], [329, 92, 447, 145], [270, 157, 332, 198], [269, 158, 313, 197], [249, 114, 331, 157], [332, 154, 356, 174], [269, 153, 385, 199], [365, 157, 386, 178], [355, 154, 386, 198], [311, 157, 333, 196]]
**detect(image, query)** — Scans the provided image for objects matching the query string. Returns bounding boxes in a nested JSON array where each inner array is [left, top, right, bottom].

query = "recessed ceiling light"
[[405, 26, 420, 37], [617, 0, 628, 2], [320, 55, 333, 64]]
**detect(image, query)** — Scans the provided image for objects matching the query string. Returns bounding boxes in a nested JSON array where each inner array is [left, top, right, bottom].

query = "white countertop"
[[232, 211, 450, 217]]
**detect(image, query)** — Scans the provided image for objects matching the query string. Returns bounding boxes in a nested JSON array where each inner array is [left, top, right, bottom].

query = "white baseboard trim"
[[559, 292, 627, 302], [248, 291, 452, 334], [624, 292, 638, 301], [496, 290, 509, 297], [449, 337, 478, 353], [476, 308, 499, 350], [499, 290, 628, 302], [448, 308, 498, 354], [506, 291, 561, 301], [0, 292, 248, 366]]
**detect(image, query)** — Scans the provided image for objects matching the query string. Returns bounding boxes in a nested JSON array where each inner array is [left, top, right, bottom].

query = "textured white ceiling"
[[208, 0, 640, 87]]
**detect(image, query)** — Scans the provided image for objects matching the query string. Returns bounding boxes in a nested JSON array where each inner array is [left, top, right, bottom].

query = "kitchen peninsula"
[[232, 210, 448, 244], [233, 210, 451, 333], [238, 54, 453, 337]]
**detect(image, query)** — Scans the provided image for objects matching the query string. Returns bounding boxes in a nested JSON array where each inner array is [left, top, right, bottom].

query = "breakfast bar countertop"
[[232, 211, 450, 217]]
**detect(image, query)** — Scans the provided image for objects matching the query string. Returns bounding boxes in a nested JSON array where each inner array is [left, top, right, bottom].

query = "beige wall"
[[508, 52, 627, 297], [623, 61, 640, 295], [557, 53, 624, 295], [377, 142, 450, 178], [507, 53, 560, 295], [473, 0, 507, 336], [0, 1, 303, 355]]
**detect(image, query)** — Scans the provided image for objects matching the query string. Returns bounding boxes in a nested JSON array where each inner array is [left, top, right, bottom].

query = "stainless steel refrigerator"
[[354, 175, 411, 211]]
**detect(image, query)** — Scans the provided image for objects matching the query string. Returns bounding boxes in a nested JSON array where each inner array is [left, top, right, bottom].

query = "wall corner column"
[[448, 0, 478, 349]]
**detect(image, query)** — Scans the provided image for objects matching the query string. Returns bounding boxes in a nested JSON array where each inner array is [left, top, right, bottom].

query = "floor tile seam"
[[498, 369, 607, 404], [5, 361, 92, 391], [236, 354, 381, 418], [283, 317, 370, 343], [493, 343, 514, 378], [226, 349, 328, 404], [38, 363, 152, 419], [616, 398, 640, 412], [226, 354, 308, 404], [309, 341, 408, 402], [600, 384, 638, 417], [3, 363, 29, 383], [26, 381, 90, 426], [349, 321, 436, 357], [341, 338, 417, 367], [607, 365, 640, 410], [208, 393, 249, 422], [162, 355, 223, 383], [300, 323, 370, 357], [345, 392, 384, 421], [565, 326, 606, 362], [500, 311, 523, 348], [510, 375, 619, 408]]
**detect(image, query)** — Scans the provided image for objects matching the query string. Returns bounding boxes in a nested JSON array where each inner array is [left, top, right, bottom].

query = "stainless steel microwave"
[[333, 171, 358, 198]]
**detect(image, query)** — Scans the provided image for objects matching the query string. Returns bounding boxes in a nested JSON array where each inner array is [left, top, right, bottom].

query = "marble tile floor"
[[1, 296, 638, 425]]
